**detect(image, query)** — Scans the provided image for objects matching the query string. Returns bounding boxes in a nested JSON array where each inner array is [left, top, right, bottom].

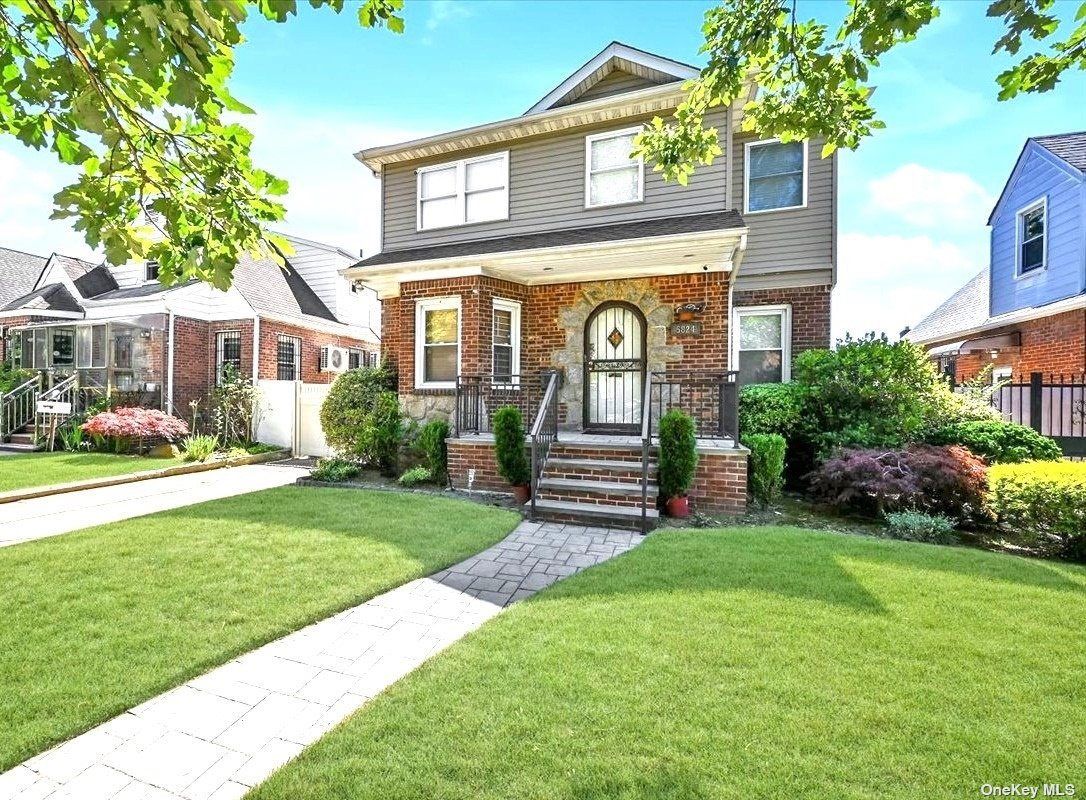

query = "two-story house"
[[346, 42, 837, 524], [0, 233, 380, 450], [908, 132, 1086, 381]]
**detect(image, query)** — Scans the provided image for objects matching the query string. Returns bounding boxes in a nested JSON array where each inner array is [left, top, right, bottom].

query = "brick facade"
[[733, 284, 833, 363], [257, 320, 374, 383], [927, 308, 1086, 382]]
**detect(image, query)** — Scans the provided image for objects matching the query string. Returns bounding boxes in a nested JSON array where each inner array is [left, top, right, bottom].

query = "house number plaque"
[[670, 322, 702, 337]]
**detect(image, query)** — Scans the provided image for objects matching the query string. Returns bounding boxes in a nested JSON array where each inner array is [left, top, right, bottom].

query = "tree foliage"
[[637, 0, 1086, 180], [0, 0, 403, 288]]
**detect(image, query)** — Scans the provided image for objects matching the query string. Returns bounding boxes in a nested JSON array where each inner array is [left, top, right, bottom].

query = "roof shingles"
[[907, 269, 989, 344], [1034, 131, 1086, 172]]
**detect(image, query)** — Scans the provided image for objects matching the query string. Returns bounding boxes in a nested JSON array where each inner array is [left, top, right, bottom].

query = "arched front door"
[[583, 301, 647, 432]]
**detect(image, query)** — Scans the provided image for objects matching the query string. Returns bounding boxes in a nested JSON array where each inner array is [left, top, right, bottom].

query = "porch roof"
[[346, 211, 748, 296], [1, 283, 83, 316]]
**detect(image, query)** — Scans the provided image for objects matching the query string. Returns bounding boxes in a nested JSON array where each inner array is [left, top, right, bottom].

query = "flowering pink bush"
[[82, 407, 189, 444]]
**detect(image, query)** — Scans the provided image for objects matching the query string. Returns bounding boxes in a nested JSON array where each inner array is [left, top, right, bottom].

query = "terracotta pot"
[[666, 496, 690, 518], [513, 484, 531, 504]]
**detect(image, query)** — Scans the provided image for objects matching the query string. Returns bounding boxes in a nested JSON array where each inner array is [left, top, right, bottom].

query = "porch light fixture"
[[675, 302, 704, 322], [989, 349, 1000, 360]]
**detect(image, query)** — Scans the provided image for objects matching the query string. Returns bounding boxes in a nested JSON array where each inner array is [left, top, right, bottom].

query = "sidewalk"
[[0, 521, 641, 800], [0, 463, 309, 548]]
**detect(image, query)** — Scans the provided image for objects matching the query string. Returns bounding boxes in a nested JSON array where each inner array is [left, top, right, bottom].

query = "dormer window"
[[1017, 199, 1046, 275], [417, 153, 509, 231], [585, 128, 643, 208], [145, 261, 160, 282], [745, 139, 807, 213]]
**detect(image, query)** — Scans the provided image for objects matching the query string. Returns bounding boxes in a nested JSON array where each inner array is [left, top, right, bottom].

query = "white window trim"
[[732, 304, 792, 383], [744, 137, 808, 215], [992, 366, 1013, 385], [215, 329, 241, 385], [1014, 196, 1047, 279], [416, 152, 509, 232], [584, 126, 645, 209], [491, 297, 522, 386], [144, 260, 160, 284], [414, 296, 462, 390]]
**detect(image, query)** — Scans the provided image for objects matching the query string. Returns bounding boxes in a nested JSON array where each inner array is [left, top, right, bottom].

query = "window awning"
[[928, 332, 1022, 357]]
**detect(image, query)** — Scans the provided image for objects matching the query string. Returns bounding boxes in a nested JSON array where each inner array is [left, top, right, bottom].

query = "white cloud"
[[0, 145, 99, 260], [868, 163, 994, 231], [832, 231, 986, 341], [425, 0, 472, 31]]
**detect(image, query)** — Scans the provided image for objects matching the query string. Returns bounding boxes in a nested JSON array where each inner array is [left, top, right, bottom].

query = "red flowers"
[[82, 407, 189, 442]]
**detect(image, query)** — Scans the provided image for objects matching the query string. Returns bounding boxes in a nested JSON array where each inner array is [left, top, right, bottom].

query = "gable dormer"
[[987, 132, 1086, 317], [525, 41, 699, 115]]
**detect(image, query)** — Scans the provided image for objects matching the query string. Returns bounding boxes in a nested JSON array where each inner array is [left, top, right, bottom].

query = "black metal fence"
[[648, 371, 740, 443], [455, 374, 544, 436], [983, 372, 1086, 457]]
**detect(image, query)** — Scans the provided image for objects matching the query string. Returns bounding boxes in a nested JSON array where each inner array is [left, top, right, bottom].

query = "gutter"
[[167, 311, 175, 414], [910, 291, 1086, 347]]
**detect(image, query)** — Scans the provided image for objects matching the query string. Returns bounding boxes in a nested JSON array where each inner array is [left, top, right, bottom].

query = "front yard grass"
[[0, 451, 179, 493], [0, 487, 518, 770], [253, 527, 1086, 800]]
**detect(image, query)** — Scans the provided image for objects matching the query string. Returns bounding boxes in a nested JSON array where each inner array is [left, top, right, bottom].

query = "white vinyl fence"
[[255, 380, 334, 458]]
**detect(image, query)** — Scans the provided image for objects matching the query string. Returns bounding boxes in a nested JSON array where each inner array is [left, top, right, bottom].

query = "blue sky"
[[1, 0, 1084, 339]]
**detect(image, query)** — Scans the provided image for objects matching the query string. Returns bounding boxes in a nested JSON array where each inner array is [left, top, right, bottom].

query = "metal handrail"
[[1, 374, 42, 442], [650, 370, 741, 445], [455, 373, 537, 436], [528, 371, 560, 520], [639, 366, 653, 534]]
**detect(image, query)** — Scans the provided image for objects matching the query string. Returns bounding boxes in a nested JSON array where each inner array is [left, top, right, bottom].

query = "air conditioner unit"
[[320, 345, 349, 373]]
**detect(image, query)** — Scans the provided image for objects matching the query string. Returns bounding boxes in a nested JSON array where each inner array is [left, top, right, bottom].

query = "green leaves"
[[638, 0, 1085, 182], [0, 0, 405, 288]]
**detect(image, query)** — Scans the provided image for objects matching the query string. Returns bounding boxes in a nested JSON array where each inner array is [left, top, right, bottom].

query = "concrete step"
[[0, 441, 44, 453], [537, 477, 658, 503], [543, 457, 656, 484], [6, 432, 36, 445], [527, 498, 658, 531]]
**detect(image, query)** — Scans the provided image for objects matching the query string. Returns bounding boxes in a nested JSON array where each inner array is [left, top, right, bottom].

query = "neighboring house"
[[0, 233, 380, 437], [346, 42, 837, 522], [908, 132, 1086, 381]]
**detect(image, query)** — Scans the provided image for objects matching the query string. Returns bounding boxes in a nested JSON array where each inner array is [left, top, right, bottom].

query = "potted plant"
[[493, 405, 532, 503], [658, 409, 698, 517]]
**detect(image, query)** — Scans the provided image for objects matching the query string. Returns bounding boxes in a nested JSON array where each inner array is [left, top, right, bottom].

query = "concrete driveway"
[[0, 462, 309, 548]]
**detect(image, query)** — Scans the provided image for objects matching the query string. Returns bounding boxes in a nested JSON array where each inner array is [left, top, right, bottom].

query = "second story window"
[[417, 153, 509, 231], [1017, 199, 1046, 275], [745, 139, 807, 213], [585, 128, 643, 208], [145, 260, 160, 282]]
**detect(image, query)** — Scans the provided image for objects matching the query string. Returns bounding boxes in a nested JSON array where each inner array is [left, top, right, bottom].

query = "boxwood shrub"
[[988, 461, 1086, 560], [743, 433, 786, 509], [929, 420, 1063, 464]]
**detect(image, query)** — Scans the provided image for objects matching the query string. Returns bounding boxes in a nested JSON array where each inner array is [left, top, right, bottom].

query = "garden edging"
[[0, 448, 292, 505]]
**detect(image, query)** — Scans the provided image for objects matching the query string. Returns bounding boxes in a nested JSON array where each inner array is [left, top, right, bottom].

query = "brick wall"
[[733, 284, 833, 360], [257, 320, 376, 383], [927, 309, 1086, 381], [171, 317, 255, 417], [447, 437, 513, 493], [689, 450, 749, 515]]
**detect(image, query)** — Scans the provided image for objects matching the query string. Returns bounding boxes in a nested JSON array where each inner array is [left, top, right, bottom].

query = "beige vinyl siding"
[[731, 134, 835, 280], [563, 70, 662, 105], [382, 109, 730, 251]]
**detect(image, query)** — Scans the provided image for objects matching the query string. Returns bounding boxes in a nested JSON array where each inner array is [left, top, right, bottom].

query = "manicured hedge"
[[988, 461, 1086, 560], [929, 420, 1062, 464]]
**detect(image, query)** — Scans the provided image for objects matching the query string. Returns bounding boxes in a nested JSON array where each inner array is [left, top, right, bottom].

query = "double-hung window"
[[216, 331, 242, 384], [415, 297, 460, 389], [1017, 199, 1046, 275], [417, 153, 509, 231], [276, 334, 302, 381], [492, 298, 521, 385], [745, 139, 807, 213], [585, 128, 643, 208], [733, 305, 791, 384]]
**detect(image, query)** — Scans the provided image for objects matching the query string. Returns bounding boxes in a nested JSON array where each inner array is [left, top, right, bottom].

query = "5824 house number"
[[670, 322, 702, 337]]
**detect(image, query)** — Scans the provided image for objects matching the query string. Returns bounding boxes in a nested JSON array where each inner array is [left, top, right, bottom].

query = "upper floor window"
[[745, 139, 807, 213], [145, 260, 160, 282], [415, 296, 460, 389], [585, 128, 643, 208], [1017, 199, 1046, 275], [417, 153, 509, 231]]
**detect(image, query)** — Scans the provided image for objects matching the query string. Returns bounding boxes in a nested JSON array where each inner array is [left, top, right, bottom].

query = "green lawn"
[[253, 527, 1086, 800], [0, 451, 178, 493], [0, 487, 518, 770]]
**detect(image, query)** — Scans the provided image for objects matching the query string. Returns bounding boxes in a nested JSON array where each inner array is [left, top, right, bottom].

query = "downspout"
[[251, 315, 261, 384], [724, 101, 734, 211], [166, 311, 175, 414]]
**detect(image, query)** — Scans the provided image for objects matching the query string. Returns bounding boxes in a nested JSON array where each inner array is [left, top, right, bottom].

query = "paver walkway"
[[0, 521, 641, 800], [0, 463, 308, 548]]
